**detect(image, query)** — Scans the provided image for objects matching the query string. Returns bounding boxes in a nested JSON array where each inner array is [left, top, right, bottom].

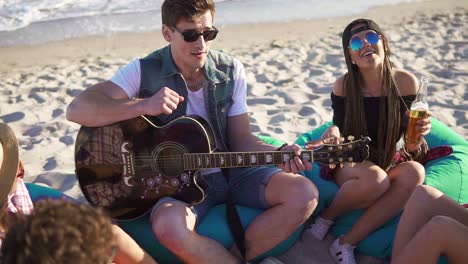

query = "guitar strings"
[[131, 150, 346, 159], [135, 149, 344, 156], [103, 147, 355, 168], [127, 149, 348, 164]]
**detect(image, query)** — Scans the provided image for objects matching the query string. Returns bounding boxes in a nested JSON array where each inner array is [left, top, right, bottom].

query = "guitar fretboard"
[[184, 151, 313, 170]]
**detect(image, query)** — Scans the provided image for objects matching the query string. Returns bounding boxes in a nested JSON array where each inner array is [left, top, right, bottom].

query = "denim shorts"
[[151, 166, 281, 224]]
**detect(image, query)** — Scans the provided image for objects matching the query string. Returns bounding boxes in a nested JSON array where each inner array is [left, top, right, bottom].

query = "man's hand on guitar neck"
[[141, 87, 185, 116], [278, 144, 313, 174]]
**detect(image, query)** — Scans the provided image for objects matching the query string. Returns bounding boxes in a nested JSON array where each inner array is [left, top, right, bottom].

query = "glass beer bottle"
[[405, 76, 429, 144]]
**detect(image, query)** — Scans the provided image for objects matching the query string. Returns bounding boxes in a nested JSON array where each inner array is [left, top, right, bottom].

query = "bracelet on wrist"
[[404, 144, 422, 160], [276, 143, 288, 151]]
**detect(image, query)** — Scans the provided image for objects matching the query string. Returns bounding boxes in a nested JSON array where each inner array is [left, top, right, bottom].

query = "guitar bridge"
[[121, 142, 135, 186]]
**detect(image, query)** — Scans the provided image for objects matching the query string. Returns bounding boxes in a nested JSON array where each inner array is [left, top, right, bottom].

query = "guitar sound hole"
[[155, 145, 185, 177]]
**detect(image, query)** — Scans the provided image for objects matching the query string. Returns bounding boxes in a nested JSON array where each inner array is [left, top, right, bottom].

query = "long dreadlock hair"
[[341, 19, 401, 170]]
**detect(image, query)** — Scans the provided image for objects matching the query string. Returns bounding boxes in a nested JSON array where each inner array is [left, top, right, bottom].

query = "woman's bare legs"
[[318, 160, 424, 246], [320, 161, 390, 222], [392, 185, 468, 262], [340, 161, 425, 245], [392, 215, 468, 264]]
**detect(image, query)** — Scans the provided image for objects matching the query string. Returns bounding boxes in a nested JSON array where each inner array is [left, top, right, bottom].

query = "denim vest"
[[139, 45, 236, 151]]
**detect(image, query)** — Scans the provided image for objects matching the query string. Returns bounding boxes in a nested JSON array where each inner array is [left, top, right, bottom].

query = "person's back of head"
[[161, 0, 215, 27], [1, 199, 116, 264]]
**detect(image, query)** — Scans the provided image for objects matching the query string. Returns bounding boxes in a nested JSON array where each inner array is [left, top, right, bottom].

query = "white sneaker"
[[329, 236, 356, 264], [308, 216, 334, 240], [258, 256, 284, 264]]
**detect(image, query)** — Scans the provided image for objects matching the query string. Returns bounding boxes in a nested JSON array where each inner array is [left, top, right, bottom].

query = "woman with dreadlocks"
[[307, 19, 431, 264]]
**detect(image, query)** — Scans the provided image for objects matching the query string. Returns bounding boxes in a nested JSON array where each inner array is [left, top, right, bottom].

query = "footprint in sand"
[[52, 108, 64, 118], [43, 157, 58, 171], [23, 126, 43, 137], [60, 135, 74, 146], [0, 111, 25, 122]]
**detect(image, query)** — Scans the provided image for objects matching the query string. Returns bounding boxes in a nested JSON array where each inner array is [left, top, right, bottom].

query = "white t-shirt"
[[110, 55, 249, 175], [110, 57, 248, 120]]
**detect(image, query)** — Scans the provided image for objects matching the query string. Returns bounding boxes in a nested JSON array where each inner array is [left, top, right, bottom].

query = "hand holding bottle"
[[405, 76, 432, 148]]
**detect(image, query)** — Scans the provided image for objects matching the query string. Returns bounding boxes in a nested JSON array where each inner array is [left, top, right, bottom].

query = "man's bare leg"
[[152, 201, 239, 264], [244, 172, 318, 260], [112, 224, 158, 264]]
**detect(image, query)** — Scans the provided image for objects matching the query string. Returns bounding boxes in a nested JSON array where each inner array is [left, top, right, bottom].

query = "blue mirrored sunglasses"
[[349, 31, 380, 51]]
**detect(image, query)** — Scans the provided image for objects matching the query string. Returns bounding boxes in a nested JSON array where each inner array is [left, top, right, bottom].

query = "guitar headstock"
[[312, 136, 371, 168]]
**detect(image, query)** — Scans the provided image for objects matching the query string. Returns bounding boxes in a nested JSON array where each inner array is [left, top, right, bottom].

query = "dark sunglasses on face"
[[171, 26, 219, 42], [349, 31, 380, 51]]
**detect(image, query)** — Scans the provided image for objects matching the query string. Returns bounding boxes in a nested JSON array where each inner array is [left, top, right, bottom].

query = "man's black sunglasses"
[[171, 26, 219, 42]]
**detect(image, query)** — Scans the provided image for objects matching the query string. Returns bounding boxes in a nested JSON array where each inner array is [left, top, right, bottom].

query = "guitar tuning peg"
[[347, 135, 355, 141], [339, 163, 344, 168], [348, 157, 353, 162], [329, 164, 336, 169], [349, 162, 356, 167], [339, 137, 345, 143]]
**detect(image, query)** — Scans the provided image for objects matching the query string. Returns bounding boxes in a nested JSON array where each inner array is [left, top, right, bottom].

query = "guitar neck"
[[184, 150, 314, 170]]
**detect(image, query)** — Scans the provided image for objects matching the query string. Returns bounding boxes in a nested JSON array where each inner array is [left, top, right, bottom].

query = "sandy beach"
[[0, 0, 466, 262]]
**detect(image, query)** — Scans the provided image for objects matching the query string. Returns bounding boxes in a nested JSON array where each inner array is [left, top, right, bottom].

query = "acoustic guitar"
[[74, 115, 370, 220]]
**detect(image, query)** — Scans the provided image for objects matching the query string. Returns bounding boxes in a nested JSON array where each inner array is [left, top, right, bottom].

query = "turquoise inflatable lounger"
[[27, 118, 467, 263], [27, 183, 71, 201], [295, 118, 468, 263]]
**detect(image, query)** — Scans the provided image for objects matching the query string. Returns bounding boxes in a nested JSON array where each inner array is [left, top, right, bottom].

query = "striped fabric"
[[7, 179, 33, 215]]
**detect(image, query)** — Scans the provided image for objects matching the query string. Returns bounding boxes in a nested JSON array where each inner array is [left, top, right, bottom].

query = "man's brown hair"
[[1, 199, 115, 264], [161, 0, 215, 27]]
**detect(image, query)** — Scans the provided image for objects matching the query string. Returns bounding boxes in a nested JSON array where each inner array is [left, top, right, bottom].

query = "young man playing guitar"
[[66, 0, 320, 263]]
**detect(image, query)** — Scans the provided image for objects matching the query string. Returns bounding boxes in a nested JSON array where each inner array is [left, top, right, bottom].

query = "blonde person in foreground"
[[391, 185, 468, 263], [0, 122, 157, 264], [306, 18, 431, 264], [66, 0, 318, 263]]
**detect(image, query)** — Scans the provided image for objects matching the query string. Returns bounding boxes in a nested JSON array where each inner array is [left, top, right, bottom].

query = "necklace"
[[187, 81, 203, 91], [186, 78, 205, 92], [393, 84, 411, 112]]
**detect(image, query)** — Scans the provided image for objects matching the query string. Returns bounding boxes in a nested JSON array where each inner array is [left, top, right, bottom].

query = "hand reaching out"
[[305, 125, 341, 150]]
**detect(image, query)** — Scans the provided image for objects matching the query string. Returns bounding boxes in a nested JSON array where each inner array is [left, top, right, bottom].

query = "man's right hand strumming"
[[141, 87, 184, 116]]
